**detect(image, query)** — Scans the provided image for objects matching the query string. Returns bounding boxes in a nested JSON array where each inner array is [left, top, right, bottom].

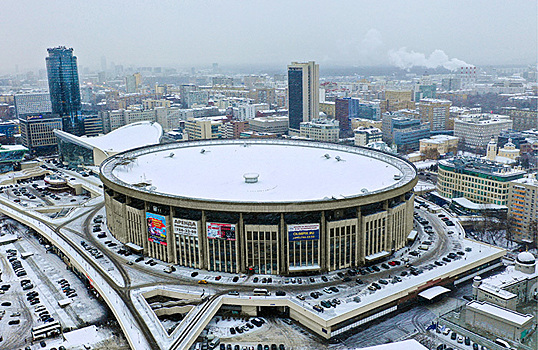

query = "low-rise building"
[[419, 135, 459, 159], [185, 117, 227, 140], [382, 113, 430, 151], [248, 116, 289, 136], [299, 118, 340, 142], [354, 127, 382, 147], [437, 157, 526, 205], [464, 300, 534, 342], [501, 107, 538, 132]]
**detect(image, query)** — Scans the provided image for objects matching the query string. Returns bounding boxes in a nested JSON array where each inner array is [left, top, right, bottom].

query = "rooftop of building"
[[439, 157, 526, 177], [455, 113, 512, 124], [417, 98, 452, 104], [466, 301, 534, 326], [511, 174, 538, 187], [420, 135, 459, 144], [103, 139, 415, 203]]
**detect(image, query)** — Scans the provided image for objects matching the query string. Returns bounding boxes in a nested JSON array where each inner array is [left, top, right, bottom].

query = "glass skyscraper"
[[46, 46, 83, 136], [287, 61, 319, 131]]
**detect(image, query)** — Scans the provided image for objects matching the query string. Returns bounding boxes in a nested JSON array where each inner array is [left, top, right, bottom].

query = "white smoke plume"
[[388, 47, 473, 71]]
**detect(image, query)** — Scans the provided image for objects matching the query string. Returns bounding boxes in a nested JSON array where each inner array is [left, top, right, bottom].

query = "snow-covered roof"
[[358, 340, 428, 350], [466, 301, 533, 326], [516, 252, 536, 264], [452, 197, 507, 210], [55, 121, 163, 156], [418, 286, 451, 300], [104, 140, 416, 203]]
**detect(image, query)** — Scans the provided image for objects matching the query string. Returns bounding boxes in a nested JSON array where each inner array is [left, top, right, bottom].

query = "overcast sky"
[[1, 0, 536, 74]]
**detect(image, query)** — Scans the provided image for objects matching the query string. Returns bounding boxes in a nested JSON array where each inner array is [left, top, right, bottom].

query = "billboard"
[[288, 224, 320, 241], [206, 222, 236, 241], [146, 213, 167, 245], [173, 218, 199, 237]]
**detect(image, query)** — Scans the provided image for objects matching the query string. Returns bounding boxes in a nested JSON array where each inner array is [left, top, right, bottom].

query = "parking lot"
[[0, 216, 118, 350]]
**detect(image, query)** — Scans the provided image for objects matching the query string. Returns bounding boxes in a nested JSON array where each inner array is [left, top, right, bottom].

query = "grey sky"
[[1, 0, 536, 74]]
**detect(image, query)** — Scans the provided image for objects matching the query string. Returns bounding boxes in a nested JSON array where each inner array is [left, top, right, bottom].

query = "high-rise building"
[[14, 93, 52, 118], [287, 61, 319, 131], [417, 98, 452, 131], [454, 114, 513, 152], [46, 47, 83, 136], [508, 176, 538, 244]]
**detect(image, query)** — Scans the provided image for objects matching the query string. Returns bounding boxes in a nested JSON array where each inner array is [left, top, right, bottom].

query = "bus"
[[32, 321, 61, 341], [253, 288, 270, 296]]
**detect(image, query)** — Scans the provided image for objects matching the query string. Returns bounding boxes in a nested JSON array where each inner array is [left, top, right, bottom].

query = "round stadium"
[[100, 139, 418, 275]]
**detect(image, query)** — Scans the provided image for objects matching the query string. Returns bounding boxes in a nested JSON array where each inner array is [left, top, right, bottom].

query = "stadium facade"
[[100, 139, 418, 275]]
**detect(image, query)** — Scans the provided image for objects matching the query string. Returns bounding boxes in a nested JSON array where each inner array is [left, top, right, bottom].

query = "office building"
[[185, 117, 227, 140], [288, 61, 319, 131], [417, 98, 451, 131], [0, 145, 28, 173], [299, 119, 339, 142], [335, 98, 352, 135], [221, 120, 249, 139], [19, 114, 63, 156], [354, 127, 382, 147], [82, 114, 104, 137], [248, 116, 289, 136], [419, 135, 459, 159], [382, 113, 430, 151], [319, 101, 335, 118], [501, 107, 538, 132], [0, 121, 20, 144], [454, 114, 513, 152], [46, 47, 83, 136], [14, 93, 52, 118], [186, 90, 209, 108], [507, 176, 538, 244], [437, 157, 526, 205]]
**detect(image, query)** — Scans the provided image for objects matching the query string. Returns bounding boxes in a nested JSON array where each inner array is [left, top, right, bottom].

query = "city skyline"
[[1, 0, 536, 74]]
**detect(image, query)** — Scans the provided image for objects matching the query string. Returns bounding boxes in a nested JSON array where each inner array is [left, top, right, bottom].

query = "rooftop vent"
[[243, 173, 259, 184], [324, 153, 331, 159], [335, 156, 344, 161], [200, 149, 206, 154]]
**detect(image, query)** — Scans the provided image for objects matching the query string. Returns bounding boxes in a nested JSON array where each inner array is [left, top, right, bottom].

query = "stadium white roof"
[[55, 121, 163, 156], [106, 140, 415, 203]]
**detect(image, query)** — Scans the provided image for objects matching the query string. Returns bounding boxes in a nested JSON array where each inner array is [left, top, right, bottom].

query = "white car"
[[457, 335, 464, 343]]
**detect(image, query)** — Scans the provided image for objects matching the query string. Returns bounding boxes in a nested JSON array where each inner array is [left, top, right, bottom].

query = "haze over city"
[[0, 2, 537, 350], [1, 0, 537, 74]]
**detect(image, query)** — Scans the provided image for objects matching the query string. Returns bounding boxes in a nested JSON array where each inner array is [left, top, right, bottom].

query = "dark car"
[[230, 327, 236, 335], [321, 276, 328, 282], [275, 290, 286, 296], [232, 276, 239, 282], [190, 271, 199, 277]]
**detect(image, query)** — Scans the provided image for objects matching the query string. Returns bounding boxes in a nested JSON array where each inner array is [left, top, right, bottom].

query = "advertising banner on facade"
[[206, 222, 236, 241], [147, 213, 167, 245], [173, 218, 199, 237], [288, 223, 320, 241]]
